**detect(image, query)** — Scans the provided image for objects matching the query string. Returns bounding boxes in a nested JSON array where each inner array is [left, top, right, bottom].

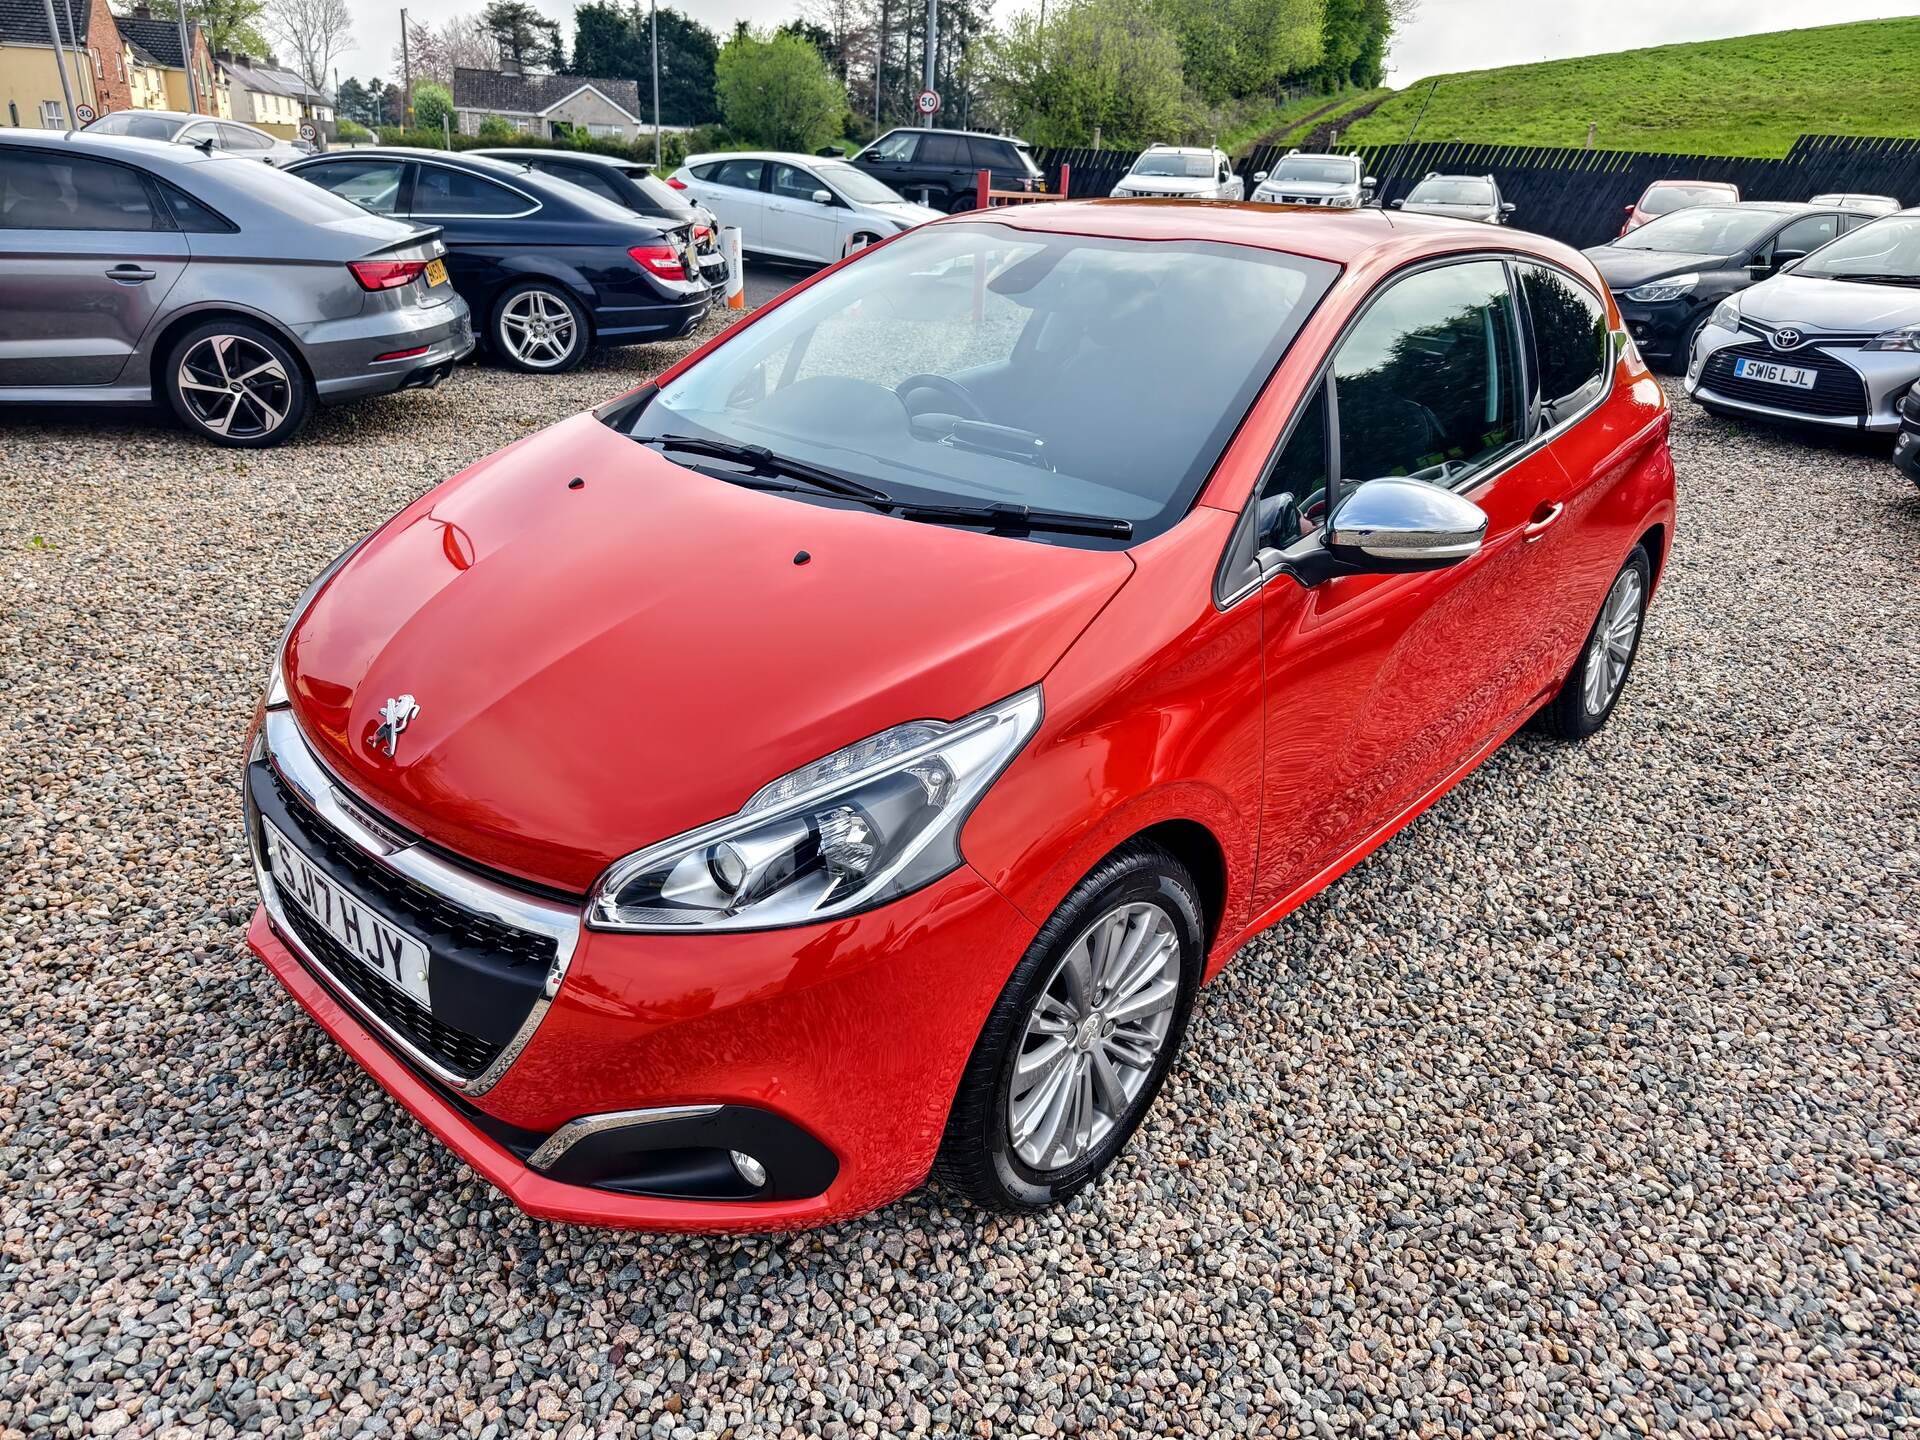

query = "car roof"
[[468, 148, 638, 170], [311, 146, 528, 172], [0, 127, 221, 167], [930, 197, 1583, 267], [683, 150, 860, 167], [1644, 178, 1738, 188], [879, 126, 1029, 145], [1141, 144, 1221, 155]]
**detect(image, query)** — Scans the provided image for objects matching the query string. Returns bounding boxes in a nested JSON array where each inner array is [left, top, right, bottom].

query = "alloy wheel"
[[498, 289, 579, 368], [1006, 901, 1182, 1172], [1582, 566, 1644, 716], [175, 335, 293, 441]]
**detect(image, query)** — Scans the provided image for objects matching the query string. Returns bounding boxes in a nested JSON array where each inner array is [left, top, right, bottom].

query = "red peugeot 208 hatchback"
[[245, 201, 1675, 1231]]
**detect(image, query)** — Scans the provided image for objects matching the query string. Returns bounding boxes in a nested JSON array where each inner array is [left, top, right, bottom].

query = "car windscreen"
[[1270, 157, 1357, 185], [1408, 178, 1492, 205], [1640, 184, 1734, 216], [619, 223, 1336, 549], [818, 162, 904, 205], [1615, 206, 1777, 254], [1792, 215, 1920, 283], [85, 112, 188, 141], [1132, 154, 1213, 179]]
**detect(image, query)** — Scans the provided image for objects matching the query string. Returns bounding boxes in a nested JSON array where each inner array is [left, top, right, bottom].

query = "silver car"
[[1686, 209, 1920, 433], [0, 130, 473, 447], [1249, 152, 1374, 209], [83, 109, 313, 167], [1110, 145, 1243, 201], [1392, 172, 1515, 225]]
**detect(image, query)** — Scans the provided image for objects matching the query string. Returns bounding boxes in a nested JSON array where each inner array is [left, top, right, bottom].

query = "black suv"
[[849, 128, 1044, 213]]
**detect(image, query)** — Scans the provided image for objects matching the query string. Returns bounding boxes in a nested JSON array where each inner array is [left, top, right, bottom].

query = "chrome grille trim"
[[250, 705, 580, 1096]]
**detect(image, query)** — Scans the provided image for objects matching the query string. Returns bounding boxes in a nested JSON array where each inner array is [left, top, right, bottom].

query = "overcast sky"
[[328, 0, 1920, 90]]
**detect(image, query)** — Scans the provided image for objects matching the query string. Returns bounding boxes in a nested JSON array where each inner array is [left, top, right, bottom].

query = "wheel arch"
[[1636, 521, 1669, 590], [148, 305, 316, 397]]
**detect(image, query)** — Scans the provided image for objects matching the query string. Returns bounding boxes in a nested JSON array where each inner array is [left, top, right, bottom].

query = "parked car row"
[[0, 130, 726, 445], [84, 108, 314, 166], [670, 150, 940, 265]]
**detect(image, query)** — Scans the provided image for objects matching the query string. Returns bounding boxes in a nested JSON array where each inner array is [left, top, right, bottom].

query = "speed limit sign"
[[75, 103, 96, 123], [916, 89, 940, 117], [298, 121, 316, 141]]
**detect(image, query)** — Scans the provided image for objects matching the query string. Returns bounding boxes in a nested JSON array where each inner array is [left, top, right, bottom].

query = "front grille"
[[1700, 342, 1869, 419], [251, 759, 556, 1081], [276, 897, 499, 1076], [267, 766, 555, 968]]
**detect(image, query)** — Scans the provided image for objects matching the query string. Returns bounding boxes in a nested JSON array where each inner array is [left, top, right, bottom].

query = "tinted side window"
[[1518, 264, 1607, 423], [1333, 260, 1522, 492], [300, 159, 406, 215], [920, 134, 969, 167], [219, 123, 273, 152], [969, 138, 1016, 169], [539, 161, 623, 205], [709, 158, 765, 190], [868, 131, 917, 162], [1774, 214, 1839, 257], [0, 149, 157, 230], [158, 180, 234, 233], [412, 165, 528, 215]]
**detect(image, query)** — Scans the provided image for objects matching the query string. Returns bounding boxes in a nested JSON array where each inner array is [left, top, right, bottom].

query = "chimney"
[[132, 2, 152, 16], [498, 57, 522, 77]]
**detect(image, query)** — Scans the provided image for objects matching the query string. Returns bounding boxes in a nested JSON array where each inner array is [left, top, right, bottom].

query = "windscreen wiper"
[[646, 434, 895, 504], [895, 500, 1133, 539], [1828, 272, 1920, 286]]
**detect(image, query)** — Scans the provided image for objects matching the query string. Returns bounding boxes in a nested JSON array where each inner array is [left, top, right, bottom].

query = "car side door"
[[0, 145, 188, 388], [1248, 258, 1573, 907], [1759, 212, 1842, 274], [406, 161, 539, 309], [765, 161, 842, 263], [855, 130, 919, 197], [690, 157, 770, 252]]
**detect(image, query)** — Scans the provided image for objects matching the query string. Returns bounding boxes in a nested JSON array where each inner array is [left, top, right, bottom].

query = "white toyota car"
[[672, 151, 940, 264], [1109, 145, 1243, 201]]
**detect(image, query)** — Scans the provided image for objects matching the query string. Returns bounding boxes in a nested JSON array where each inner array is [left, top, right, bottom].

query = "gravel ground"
[[3, 339, 1918, 1439]]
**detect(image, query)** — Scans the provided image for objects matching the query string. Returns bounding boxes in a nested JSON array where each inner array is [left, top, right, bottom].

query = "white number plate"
[[264, 818, 432, 1007], [1733, 357, 1816, 390]]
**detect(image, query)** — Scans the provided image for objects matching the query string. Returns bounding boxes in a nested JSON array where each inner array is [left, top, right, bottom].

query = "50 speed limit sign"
[[916, 89, 940, 117]]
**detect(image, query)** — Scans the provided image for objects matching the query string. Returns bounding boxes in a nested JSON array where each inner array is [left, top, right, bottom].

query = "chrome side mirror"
[[1324, 477, 1488, 573]]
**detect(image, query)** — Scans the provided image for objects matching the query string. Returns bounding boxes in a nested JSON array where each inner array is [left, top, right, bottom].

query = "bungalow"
[[452, 64, 643, 141], [219, 53, 331, 139]]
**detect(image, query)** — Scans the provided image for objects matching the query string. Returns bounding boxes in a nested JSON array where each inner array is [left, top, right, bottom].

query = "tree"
[[477, 114, 516, 140], [139, 0, 271, 58], [484, 0, 566, 71], [264, 0, 351, 91], [1150, 0, 1321, 103], [396, 13, 500, 87], [984, 0, 1184, 148], [570, 3, 721, 126], [715, 29, 843, 152], [413, 80, 455, 132]]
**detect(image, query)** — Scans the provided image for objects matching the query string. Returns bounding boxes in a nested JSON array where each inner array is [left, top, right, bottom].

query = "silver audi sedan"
[[0, 130, 473, 447], [1686, 209, 1920, 433]]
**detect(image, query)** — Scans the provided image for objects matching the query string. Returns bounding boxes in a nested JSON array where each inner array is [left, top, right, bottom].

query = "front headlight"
[[1864, 326, 1920, 353], [1624, 273, 1699, 303], [1110, 185, 1132, 197], [588, 687, 1043, 932], [1709, 297, 1741, 332]]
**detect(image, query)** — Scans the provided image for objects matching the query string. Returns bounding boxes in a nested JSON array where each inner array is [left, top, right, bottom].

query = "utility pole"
[[178, 3, 200, 113], [58, 0, 85, 116], [40, 0, 75, 128], [400, 7, 413, 127], [920, 0, 936, 126], [650, 0, 661, 169]]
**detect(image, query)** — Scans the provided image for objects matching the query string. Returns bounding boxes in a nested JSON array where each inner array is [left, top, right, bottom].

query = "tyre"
[[1671, 311, 1711, 375], [935, 842, 1204, 1212], [1539, 544, 1652, 740], [946, 190, 977, 214], [163, 320, 310, 448], [490, 281, 589, 373]]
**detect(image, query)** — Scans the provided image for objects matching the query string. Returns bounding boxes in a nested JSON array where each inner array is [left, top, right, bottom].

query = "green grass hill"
[[1342, 17, 1920, 157]]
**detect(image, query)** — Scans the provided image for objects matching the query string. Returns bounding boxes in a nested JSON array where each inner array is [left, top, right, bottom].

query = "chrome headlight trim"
[[1623, 272, 1699, 303], [1864, 325, 1920, 353], [587, 686, 1043, 933]]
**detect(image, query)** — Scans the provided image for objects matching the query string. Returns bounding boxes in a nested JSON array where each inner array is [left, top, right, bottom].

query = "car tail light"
[[349, 258, 428, 291], [665, 176, 687, 190], [629, 243, 686, 280]]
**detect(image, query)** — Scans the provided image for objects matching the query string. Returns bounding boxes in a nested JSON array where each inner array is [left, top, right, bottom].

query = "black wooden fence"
[[1029, 134, 1920, 251]]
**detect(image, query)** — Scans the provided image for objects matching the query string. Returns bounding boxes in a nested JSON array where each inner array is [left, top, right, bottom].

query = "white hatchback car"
[[1110, 145, 1243, 201], [672, 151, 941, 264]]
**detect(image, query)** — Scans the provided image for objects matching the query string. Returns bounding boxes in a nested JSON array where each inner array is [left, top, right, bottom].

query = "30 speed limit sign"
[[916, 89, 940, 117], [75, 103, 96, 123], [298, 122, 316, 141]]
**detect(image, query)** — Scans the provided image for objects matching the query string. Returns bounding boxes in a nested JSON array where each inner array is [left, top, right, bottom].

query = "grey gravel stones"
[[2, 350, 1917, 1436]]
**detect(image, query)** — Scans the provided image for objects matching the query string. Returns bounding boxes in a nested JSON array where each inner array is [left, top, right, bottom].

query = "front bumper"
[[1893, 387, 1920, 486], [1685, 320, 1920, 433], [1613, 294, 1701, 368], [244, 708, 1035, 1230]]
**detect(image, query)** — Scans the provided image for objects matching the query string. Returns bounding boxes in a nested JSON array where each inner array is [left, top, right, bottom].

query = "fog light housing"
[[730, 1150, 767, 1188]]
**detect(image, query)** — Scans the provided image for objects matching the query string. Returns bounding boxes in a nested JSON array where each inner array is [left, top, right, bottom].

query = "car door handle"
[[1523, 502, 1565, 540], [106, 264, 157, 283]]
